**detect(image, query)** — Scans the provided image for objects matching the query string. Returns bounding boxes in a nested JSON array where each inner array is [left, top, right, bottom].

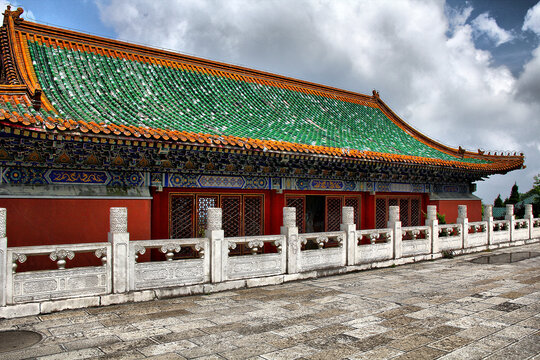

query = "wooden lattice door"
[[196, 195, 219, 237], [286, 196, 306, 233], [244, 195, 263, 236], [325, 197, 342, 231], [222, 196, 241, 237], [375, 196, 421, 229], [170, 195, 195, 238]]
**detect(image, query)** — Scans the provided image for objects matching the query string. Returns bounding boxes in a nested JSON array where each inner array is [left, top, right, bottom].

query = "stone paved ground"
[[1, 243, 539, 360]]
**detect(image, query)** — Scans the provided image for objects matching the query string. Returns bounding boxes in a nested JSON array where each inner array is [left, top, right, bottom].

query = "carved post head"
[[484, 205, 493, 220], [342, 206, 354, 225], [426, 205, 437, 221], [505, 204, 514, 219], [207, 208, 222, 231], [457, 205, 467, 219], [525, 204, 533, 217], [388, 206, 400, 223], [283, 207, 296, 228], [0, 208, 5, 238], [110, 207, 128, 233]]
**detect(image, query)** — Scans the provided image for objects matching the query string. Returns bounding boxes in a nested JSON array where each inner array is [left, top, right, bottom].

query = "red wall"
[[0, 198, 151, 270], [428, 199, 482, 223]]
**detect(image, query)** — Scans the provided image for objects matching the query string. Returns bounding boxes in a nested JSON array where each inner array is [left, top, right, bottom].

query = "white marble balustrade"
[[6, 242, 111, 304], [1, 203, 539, 317], [129, 238, 210, 291]]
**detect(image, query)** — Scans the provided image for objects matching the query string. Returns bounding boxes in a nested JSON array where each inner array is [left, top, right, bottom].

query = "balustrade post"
[[388, 206, 402, 259], [108, 207, 129, 294], [426, 205, 439, 255], [205, 208, 224, 283], [0, 208, 6, 306], [457, 205, 468, 249], [505, 204, 515, 241], [341, 206, 356, 265], [281, 207, 299, 274], [484, 205, 494, 245], [525, 204, 533, 240]]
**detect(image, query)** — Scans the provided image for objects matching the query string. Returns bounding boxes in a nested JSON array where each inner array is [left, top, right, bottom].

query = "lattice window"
[[410, 199, 420, 226], [389, 199, 398, 207], [326, 197, 342, 231], [244, 196, 263, 236], [170, 195, 194, 238], [197, 196, 218, 237], [286, 197, 305, 233], [376, 198, 387, 229], [400, 199, 409, 227], [345, 197, 360, 229], [222, 196, 241, 237]]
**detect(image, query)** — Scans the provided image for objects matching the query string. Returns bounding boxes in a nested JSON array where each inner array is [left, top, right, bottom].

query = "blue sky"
[[5, 0, 540, 204]]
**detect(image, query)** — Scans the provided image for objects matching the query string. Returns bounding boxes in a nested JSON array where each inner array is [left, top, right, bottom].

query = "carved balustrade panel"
[[130, 238, 209, 290], [6, 243, 112, 304]]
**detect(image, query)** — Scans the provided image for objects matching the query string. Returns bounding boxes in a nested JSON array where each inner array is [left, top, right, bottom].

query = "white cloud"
[[97, 0, 540, 203], [471, 12, 514, 46], [523, 1, 540, 36]]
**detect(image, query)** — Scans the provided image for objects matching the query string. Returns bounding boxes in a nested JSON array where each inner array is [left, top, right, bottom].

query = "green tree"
[[506, 183, 520, 205], [534, 174, 540, 194], [494, 194, 504, 207]]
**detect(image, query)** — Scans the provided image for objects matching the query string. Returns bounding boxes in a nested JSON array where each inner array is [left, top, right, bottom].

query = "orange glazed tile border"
[[0, 105, 524, 173]]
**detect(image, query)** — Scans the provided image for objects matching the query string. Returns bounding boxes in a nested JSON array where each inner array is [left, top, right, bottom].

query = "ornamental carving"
[[49, 249, 75, 269], [12, 252, 27, 273], [426, 205, 437, 221], [94, 247, 107, 265], [342, 207, 354, 225], [207, 208, 222, 231], [195, 242, 205, 258], [315, 236, 328, 249], [369, 233, 379, 244], [110, 207, 128, 233], [457, 205, 467, 219], [484, 205, 493, 219], [388, 206, 400, 223], [283, 207, 296, 228], [0, 208, 5, 238], [289, 235, 298, 254], [160, 243, 181, 261], [274, 238, 282, 253], [228, 241, 237, 254], [247, 240, 264, 254]]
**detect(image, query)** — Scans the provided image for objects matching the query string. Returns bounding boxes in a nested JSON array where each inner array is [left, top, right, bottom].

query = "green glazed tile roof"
[[26, 40, 488, 164]]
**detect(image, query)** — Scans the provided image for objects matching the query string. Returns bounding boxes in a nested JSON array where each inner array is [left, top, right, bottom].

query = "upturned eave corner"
[[0, 5, 42, 110]]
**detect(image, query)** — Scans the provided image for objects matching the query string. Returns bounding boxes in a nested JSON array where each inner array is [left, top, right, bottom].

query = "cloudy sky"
[[8, 0, 540, 204]]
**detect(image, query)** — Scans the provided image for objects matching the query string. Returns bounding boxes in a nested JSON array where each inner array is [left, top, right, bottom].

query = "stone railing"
[[223, 235, 286, 280], [355, 228, 393, 264], [513, 219, 529, 241], [129, 238, 210, 291], [533, 218, 540, 238], [492, 220, 510, 244], [6, 242, 111, 304], [1, 203, 539, 318], [438, 224, 463, 251], [401, 226, 431, 257], [295, 231, 346, 272], [467, 221, 488, 248]]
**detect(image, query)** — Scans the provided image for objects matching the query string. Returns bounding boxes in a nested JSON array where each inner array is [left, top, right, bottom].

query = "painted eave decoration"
[[0, 6, 525, 175]]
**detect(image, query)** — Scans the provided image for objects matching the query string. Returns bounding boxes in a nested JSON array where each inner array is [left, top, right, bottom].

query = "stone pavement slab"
[[1, 243, 539, 359]]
